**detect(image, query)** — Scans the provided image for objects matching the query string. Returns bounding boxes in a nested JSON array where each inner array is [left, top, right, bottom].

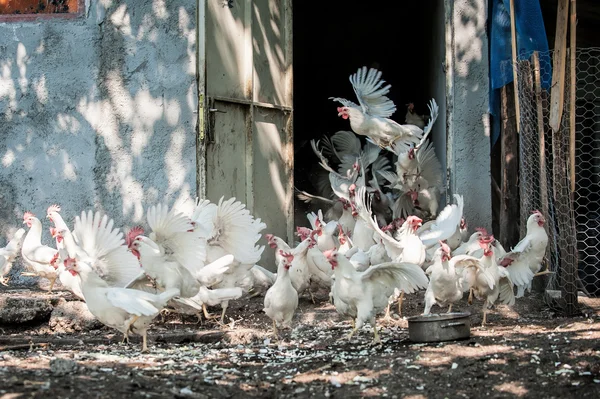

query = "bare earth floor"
[[0, 285, 599, 399]]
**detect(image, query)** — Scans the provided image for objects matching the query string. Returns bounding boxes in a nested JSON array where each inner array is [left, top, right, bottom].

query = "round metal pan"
[[406, 312, 471, 343]]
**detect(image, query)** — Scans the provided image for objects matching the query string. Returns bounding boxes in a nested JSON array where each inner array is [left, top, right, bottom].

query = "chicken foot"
[[0, 277, 9, 286], [381, 303, 395, 323]]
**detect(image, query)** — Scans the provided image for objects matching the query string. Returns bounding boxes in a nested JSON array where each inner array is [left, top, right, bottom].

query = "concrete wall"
[[0, 0, 198, 279], [445, 0, 492, 231]]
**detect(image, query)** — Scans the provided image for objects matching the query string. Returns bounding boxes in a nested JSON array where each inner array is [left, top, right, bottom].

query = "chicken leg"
[[47, 276, 58, 293], [347, 319, 358, 340], [447, 304, 453, 313], [272, 320, 279, 339], [141, 330, 149, 352], [481, 306, 488, 327], [371, 317, 381, 344], [467, 288, 474, 305], [397, 292, 405, 317]]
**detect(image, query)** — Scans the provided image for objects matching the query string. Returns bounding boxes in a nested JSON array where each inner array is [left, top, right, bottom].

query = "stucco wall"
[[0, 0, 198, 281], [446, 0, 492, 231]]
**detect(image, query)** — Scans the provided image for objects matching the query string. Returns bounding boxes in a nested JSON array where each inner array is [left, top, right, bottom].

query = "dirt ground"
[[0, 285, 599, 399]]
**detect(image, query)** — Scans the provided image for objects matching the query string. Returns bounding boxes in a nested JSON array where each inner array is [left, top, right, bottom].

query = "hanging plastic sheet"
[[489, 0, 551, 146]]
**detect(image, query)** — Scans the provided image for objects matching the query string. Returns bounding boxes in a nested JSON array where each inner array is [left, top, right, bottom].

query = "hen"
[[499, 210, 549, 297], [330, 66, 423, 149], [64, 257, 178, 351], [263, 251, 298, 337], [404, 102, 426, 129], [423, 241, 466, 315], [324, 248, 428, 343], [0, 228, 26, 285], [21, 212, 59, 292], [462, 237, 516, 325]]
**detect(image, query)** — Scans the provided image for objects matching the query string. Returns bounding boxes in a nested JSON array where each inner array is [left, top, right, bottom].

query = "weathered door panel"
[[200, 0, 293, 271], [205, 100, 248, 202], [252, 109, 293, 255]]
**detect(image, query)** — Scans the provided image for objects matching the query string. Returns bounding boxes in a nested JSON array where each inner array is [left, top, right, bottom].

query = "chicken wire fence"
[[508, 47, 600, 315]]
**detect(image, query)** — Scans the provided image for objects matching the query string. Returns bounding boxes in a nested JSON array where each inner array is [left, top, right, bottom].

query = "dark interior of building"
[[292, 0, 440, 228]]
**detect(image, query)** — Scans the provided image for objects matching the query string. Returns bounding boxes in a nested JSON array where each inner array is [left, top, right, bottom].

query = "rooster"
[[324, 248, 428, 343], [263, 251, 298, 337], [330, 66, 423, 149], [499, 210, 549, 297], [0, 228, 26, 285], [64, 257, 178, 352]]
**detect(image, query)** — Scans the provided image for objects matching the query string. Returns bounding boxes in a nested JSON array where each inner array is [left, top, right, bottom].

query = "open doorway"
[[292, 0, 447, 228]]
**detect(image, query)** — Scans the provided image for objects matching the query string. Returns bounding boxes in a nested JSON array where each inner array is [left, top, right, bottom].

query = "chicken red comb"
[[126, 226, 145, 247], [47, 204, 61, 214], [407, 215, 422, 224], [23, 211, 35, 220], [279, 250, 294, 263]]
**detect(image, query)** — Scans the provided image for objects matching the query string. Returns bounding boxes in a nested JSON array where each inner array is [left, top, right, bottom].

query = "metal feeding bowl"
[[406, 312, 471, 343]]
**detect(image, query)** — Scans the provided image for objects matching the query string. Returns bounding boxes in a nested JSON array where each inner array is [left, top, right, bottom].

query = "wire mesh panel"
[[512, 48, 600, 315]]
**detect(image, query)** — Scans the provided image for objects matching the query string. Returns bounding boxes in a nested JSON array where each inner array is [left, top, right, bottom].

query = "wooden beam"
[[569, 0, 577, 193], [549, 0, 570, 133], [532, 52, 549, 223], [500, 83, 521, 249], [509, 0, 521, 133]]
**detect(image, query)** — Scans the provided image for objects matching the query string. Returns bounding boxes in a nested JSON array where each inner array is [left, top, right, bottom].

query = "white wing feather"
[[74, 210, 144, 288], [418, 194, 464, 247], [208, 197, 266, 264]]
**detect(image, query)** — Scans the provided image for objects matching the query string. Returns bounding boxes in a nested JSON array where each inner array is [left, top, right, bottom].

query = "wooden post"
[[533, 52, 549, 223], [569, 0, 577, 193], [500, 83, 521, 249], [549, 0, 570, 133], [509, 0, 520, 133]]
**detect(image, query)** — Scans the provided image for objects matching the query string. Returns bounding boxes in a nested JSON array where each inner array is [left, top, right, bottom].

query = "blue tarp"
[[490, 0, 551, 146]]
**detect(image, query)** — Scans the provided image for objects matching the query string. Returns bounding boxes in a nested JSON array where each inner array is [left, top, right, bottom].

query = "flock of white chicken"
[[0, 66, 551, 350]]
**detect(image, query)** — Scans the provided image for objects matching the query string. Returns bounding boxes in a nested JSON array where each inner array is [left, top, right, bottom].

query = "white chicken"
[[0, 228, 26, 285], [20, 212, 59, 292], [499, 210, 549, 297], [462, 237, 516, 325], [422, 241, 466, 315], [129, 233, 201, 298], [418, 194, 465, 250], [324, 248, 428, 343], [263, 251, 298, 337], [190, 196, 267, 322], [330, 66, 424, 149], [64, 257, 179, 351], [404, 102, 426, 129]]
